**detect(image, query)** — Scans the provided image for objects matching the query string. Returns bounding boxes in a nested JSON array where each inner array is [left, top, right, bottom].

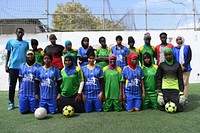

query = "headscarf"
[[144, 32, 151, 47], [26, 49, 35, 65], [127, 52, 138, 70], [64, 54, 76, 76], [65, 40, 72, 47], [86, 46, 95, 58], [143, 52, 152, 67], [176, 36, 185, 65], [164, 48, 174, 66], [108, 54, 117, 70], [128, 36, 135, 44]]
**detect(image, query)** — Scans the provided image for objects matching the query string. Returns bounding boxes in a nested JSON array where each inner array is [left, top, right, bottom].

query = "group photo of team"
[[4, 27, 192, 117]]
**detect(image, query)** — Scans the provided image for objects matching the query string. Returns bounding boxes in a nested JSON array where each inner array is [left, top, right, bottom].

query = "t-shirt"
[[122, 66, 144, 98], [142, 65, 158, 94], [111, 45, 129, 69], [5, 39, 29, 69], [77, 47, 88, 66], [103, 66, 123, 99], [95, 47, 111, 68], [19, 62, 42, 97], [44, 44, 64, 69], [36, 66, 62, 99], [35, 49, 44, 65], [81, 65, 103, 99], [139, 45, 155, 66], [128, 47, 140, 66], [61, 66, 84, 97]]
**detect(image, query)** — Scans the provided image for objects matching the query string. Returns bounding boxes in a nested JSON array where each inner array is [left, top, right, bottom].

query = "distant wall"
[[0, 30, 200, 90]]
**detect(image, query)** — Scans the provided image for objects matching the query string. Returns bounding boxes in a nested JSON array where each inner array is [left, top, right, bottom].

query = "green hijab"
[[164, 48, 174, 65]]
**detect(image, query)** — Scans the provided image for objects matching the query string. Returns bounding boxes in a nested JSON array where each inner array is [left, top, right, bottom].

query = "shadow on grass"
[[42, 115, 53, 120], [184, 94, 200, 112]]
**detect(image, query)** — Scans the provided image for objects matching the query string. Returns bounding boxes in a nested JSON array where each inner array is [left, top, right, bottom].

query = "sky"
[[0, 0, 200, 30]]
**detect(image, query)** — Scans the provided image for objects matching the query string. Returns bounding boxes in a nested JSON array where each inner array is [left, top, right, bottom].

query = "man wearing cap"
[[5, 27, 29, 110], [44, 34, 64, 70], [18, 50, 42, 114]]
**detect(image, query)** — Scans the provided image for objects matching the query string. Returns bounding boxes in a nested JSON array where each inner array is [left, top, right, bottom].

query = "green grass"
[[1, 84, 200, 133]]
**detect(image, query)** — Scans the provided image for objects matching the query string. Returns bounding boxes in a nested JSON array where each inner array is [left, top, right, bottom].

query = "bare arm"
[[5, 50, 10, 73]]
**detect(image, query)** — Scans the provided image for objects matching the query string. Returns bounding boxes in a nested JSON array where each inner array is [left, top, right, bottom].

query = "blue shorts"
[[19, 96, 38, 113], [125, 94, 141, 111], [85, 98, 103, 113], [39, 98, 58, 114]]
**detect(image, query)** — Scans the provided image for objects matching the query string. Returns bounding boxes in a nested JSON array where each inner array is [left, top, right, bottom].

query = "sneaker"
[[8, 103, 14, 111]]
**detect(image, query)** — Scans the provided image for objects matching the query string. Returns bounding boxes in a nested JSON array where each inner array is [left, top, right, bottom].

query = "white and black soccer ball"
[[165, 101, 177, 113], [62, 105, 74, 117], [34, 107, 47, 119]]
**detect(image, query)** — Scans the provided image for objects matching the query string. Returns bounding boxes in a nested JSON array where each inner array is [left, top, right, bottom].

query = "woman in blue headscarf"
[[60, 54, 85, 113]]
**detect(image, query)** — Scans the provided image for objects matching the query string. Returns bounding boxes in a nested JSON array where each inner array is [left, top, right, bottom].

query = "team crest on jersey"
[[86, 77, 97, 86], [23, 73, 34, 82], [128, 78, 140, 87], [41, 78, 52, 88]]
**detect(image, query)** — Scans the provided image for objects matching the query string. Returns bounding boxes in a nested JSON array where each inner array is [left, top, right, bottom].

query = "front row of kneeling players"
[[18, 48, 185, 115]]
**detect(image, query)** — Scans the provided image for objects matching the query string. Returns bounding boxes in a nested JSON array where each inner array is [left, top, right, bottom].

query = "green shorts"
[[142, 93, 158, 110], [104, 99, 122, 112]]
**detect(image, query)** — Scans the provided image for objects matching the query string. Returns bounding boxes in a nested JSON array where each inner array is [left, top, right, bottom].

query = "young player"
[[142, 52, 158, 109], [155, 32, 174, 65], [139, 32, 155, 66], [35, 54, 62, 114], [62, 40, 77, 64], [127, 36, 140, 66], [111, 35, 129, 69], [157, 48, 184, 112], [60, 54, 85, 113], [5, 27, 29, 110], [19, 50, 42, 114], [77, 37, 92, 67], [103, 54, 124, 112], [44, 34, 64, 71], [122, 52, 145, 112], [81, 49, 104, 113], [95, 37, 111, 68], [31, 39, 44, 65], [173, 36, 192, 104]]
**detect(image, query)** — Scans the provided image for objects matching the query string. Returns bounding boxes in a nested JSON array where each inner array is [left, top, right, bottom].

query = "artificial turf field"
[[0, 83, 200, 133]]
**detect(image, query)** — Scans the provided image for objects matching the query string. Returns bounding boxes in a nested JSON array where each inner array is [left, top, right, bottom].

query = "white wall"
[[0, 30, 200, 90]]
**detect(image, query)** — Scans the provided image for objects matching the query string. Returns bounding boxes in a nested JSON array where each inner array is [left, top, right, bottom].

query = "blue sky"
[[0, 0, 200, 30]]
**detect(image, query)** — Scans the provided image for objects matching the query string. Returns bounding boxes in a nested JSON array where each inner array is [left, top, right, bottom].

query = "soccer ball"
[[165, 101, 177, 113], [62, 105, 74, 117], [34, 107, 47, 119]]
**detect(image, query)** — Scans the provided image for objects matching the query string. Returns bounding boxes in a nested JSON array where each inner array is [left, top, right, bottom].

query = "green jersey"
[[103, 66, 123, 99], [142, 65, 158, 94], [60, 66, 84, 97], [128, 47, 140, 66], [95, 47, 111, 68], [35, 50, 44, 65], [139, 45, 155, 66]]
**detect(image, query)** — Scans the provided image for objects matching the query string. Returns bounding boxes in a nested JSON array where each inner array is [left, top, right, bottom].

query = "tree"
[[52, 1, 124, 31]]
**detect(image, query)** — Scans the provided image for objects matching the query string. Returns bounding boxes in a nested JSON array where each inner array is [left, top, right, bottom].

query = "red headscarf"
[[127, 52, 138, 70], [108, 54, 117, 70]]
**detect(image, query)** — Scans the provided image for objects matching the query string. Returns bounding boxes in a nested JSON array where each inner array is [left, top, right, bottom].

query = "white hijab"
[[176, 36, 185, 65]]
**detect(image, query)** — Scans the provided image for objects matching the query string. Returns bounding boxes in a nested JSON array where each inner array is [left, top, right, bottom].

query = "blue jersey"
[[5, 39, 29, 69], [19, 62, 42, 97], [122, 66, 144, 98], [111, 45, 129, 69], [36, 66, 62, 99], [81, 65, 103, 99], [77, 47, 88, 66]]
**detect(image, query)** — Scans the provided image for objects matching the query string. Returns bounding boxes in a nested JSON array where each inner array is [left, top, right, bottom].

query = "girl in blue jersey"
[[173, 36, 192, 104], [35, 54, 62, 114], [77, 37, 93, 67], [81, 48, 104, 113], [122, 52, 145, 112], [19, 50, 42, 114]]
